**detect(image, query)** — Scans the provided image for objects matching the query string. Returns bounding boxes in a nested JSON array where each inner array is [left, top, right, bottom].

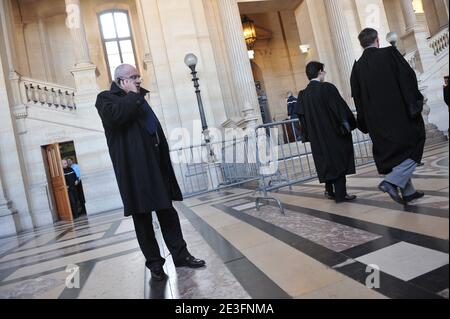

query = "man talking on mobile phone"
[[95, 64, 205, 282]]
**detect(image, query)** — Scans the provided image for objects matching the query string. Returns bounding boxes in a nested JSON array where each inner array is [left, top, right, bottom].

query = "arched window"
[[98, 10, 138, 80]]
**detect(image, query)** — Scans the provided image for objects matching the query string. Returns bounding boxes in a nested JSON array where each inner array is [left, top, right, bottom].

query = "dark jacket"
[[351, 47, 425, 175], [95, 82, 182, 216], [64, 168, 78, 192], [296, 81, 356, 183]]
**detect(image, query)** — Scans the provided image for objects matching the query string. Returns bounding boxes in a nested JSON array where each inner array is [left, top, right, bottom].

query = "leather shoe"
[[335, 194, 357, 203], [403, 191, 425, 203], [150, 266, 168, 281], [324, 191, 335, 200], [378, 181, 405, 205], [174, 256, 206, 268]]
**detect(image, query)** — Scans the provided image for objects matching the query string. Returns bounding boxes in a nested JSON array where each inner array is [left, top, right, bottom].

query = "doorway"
[[42, 141, 86, 222]]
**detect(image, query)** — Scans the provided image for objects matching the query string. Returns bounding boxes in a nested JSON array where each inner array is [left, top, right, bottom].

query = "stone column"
[[217, 0, 260, 128], [400, 0, 417, 32], [0, 172, 18, 237], [65, 0, 91, 66], [324, 0, 355, 102], [38, 18, 56, 82], [64, 0, 99, 100]]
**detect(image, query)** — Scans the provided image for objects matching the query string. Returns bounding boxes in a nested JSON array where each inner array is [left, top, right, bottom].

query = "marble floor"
[[0, 142, 448, 299]]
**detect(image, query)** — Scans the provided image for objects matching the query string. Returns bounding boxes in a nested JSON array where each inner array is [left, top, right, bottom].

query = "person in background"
[[67, 158, 86, 216], [287, 91, 302, 140], [62, 159, 79, 219]]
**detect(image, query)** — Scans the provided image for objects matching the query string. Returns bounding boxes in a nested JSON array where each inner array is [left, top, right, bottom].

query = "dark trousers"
[[132, 207, 190, 270], [76, 181, 86, 215], [68, 189, 78, 219], [325, 175, 347, 202]]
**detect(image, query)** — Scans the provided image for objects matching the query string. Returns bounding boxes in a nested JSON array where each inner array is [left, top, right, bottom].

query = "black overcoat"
[[296, 81, 356, 183], [95, 83, 182, 216], [351, 47, 425, 175]]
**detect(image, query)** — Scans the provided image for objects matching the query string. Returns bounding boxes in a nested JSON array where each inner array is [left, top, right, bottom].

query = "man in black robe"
[[95, 64, 205, 281], [351, 28, 425, 205], [296, 62, 357, 203]]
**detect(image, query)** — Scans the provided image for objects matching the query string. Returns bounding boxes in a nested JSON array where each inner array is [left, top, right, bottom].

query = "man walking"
[[95, 64, 205, 281], [351, 28, 426, 205], [296, 62, 357, 203]]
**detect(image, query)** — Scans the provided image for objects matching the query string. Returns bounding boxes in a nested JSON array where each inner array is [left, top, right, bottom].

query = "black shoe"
[[324, 191, 335, 200], [150, 266, 168, 281], [378, 181, 405, 205], [335, 194, 357, 203], [403, 191, 425, 203], [174, 256, 206, 268]]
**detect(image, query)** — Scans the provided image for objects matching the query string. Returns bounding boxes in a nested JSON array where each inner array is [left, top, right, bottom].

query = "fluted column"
[[324, 0, 355, 102], [217, 0, 260, 125], [64, 0, 99, 101], [400, 0, 417, 32], [65, 0, 91, 66]]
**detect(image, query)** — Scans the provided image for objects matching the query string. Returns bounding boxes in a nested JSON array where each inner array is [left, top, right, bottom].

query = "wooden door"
[[45, 144, 73, 221]]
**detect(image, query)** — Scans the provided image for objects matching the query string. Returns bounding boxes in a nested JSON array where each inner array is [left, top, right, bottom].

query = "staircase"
[[406, 26, 449, 145]]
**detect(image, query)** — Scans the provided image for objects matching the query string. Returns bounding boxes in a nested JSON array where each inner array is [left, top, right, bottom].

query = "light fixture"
[[184, 53, 198, 70], [386, 32, 398, 47], [242, 15, 257, 49], [299, 44, 310, 54], [248, 50, 255, 60]]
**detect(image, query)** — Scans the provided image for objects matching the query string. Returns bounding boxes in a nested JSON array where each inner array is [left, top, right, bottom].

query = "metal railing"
[[170, 119, 373, 209]]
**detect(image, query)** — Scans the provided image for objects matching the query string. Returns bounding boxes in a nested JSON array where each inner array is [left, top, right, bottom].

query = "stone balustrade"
[[20, 77, 76, 111], [429, 27, 449, 57]]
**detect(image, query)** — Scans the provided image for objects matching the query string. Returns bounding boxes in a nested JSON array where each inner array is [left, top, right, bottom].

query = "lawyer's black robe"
[[296, 81, 356, 183], [351, 47, 425, 175]]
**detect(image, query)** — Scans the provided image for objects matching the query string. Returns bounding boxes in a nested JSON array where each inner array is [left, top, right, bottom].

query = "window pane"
[[105, 41, 119, 55], [122, 53, 136, 66], [114, 12, 130, 38], [119, 40, 133, 54], [100, 13, 116, 39], [108, 54, 122, 69]]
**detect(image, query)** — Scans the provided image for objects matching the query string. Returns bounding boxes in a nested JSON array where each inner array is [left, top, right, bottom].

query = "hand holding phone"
[[119, 78, 138, 94]]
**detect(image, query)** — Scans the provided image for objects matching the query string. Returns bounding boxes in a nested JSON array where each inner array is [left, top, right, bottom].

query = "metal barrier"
[[254, 119, 373, 214], [169, 119, 373, 207]]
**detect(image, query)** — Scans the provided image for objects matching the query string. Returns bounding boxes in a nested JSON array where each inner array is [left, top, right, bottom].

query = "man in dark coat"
[[351, 28, 426, 205], [95, 64, 205, 281], [296, 62, 357, 203], [287, 91, 301, 140], [62, 159, 79, 219]]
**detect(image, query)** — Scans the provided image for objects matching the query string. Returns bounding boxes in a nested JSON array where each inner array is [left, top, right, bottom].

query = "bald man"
[[95, 64, 205, 282]]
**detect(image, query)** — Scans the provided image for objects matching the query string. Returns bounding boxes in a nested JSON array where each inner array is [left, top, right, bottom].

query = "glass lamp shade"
[[184, 53, 198, 68], [386, 32, 398, 46], [242, 15, 257, 49]]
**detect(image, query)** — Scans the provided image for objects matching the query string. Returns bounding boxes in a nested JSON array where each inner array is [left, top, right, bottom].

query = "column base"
[[0, 201, 19, 238], [425, 123, 447, 146]]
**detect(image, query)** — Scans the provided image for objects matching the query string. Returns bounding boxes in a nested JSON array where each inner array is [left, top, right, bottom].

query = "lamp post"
[[185, 53, 208, 132], [184, 53, 216, 161], [386, 32, 398, 48]]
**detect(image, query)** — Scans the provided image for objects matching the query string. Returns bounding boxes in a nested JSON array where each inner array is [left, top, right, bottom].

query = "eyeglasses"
[[121, 75, 142, 81]]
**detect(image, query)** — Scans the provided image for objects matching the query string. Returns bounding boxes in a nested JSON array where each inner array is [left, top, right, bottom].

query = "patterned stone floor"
[[0, 142, 448, 299]]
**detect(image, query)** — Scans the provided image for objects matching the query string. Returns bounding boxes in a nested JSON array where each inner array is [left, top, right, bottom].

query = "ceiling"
[[238, 0, 303, 14]]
